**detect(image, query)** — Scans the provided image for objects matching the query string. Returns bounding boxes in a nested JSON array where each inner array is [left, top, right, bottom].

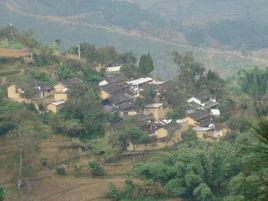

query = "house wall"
[[100, 90, 110, 100], [155, 128, 168, 140], [7, 84, 20, 100], [54, 84, 65, 93], [128, 111, 138, 116], [7, 84, 31, 104], [144, 105, 167, 121], [188, 97, 201, 105], [55, 93, 68, 101], [47, 104, 61, 113]]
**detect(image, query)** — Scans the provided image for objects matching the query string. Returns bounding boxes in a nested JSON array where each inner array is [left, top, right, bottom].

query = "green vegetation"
[[1, 1, 267, 79], [109, 123, 267, 201], [0, 26, 268, 201], [88, 161, 105, 176], [0, 186, 5, 201], [138, 54, 154, 76]]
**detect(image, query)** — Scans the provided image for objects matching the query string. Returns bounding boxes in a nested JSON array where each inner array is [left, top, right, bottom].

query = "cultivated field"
[[0, 135, 137, 201]]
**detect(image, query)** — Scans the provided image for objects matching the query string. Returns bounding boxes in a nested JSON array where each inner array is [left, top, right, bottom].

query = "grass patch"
[[0, 43, 23, 49], [0, 70, 21, 77]]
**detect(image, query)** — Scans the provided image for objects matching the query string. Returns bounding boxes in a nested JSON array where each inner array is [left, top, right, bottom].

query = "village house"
[[144, 103, 169, 121], [177, 117, 199, 127], [106, 65, 122, 74], [54, 78, 82, 93], [100, 83, 125, 100], [7, 80, 53, 105], [188, 110, 214, 129], [151, 120, 182, 142], [7, 82, 32, 104], [47, 100, 66, 113], [127, 77, 153, 97], [99, 74, 139, 116], [53, 78, 82, 101], [108, 93, 135, 117], [46, 78, 83, 113], [187, 92, 220, 117]]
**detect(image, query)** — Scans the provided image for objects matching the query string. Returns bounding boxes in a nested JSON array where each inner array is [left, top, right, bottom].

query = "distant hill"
[[121, 0, 268, 50], [1, 0, 268, 79]]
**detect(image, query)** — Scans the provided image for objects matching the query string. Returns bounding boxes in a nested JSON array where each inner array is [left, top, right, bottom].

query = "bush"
[[106, 183, 121, 201], [88, 161, 105, 176], [56, 166, 66, 176], [227, 116, 250, 132], [181, 128, 197, 142], [73, 163, 81, 176], [40, 158, 48, 167]]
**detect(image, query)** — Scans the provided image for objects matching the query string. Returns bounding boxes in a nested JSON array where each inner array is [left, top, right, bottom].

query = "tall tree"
[[238, 67, 268, 100], [138, 53, 154, 76]]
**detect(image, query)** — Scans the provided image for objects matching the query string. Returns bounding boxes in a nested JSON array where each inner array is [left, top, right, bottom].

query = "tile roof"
[[204, 100, 219, 109], [101, 83, 125, 94], [58, 78, 82, 88], [109, 94, 132, 105], [188, 110, 210, 122]]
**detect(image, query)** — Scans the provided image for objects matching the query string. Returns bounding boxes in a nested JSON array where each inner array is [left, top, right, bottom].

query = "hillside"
[[0, 26, 267, 201], [1, 0, 268, 79]]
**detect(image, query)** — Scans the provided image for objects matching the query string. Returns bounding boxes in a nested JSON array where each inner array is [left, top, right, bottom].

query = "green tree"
[[238, 67, 268, 100], [173, 52, 205, 93], [0, 186, 5, 201], [57, 64, 74, 80], [193, 183, 215, 201], [138, 54, 154, 76], [181, 129, 197, 142], [60, 84, 107, 138], [80, 43, 97, 65]]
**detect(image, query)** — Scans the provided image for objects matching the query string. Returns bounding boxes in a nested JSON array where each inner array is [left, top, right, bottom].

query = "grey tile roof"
[[102, 83, 125, 94], [58, 78, 82, 88], [188, 110, 210, 122]]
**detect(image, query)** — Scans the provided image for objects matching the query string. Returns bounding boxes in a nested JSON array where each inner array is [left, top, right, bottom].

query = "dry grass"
[[0, 135, 134, 201], [0, 48, 29, 58]]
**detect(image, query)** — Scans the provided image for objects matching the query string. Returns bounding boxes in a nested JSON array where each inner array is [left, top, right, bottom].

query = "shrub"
[[40, 158, 48, 167], [73, 163, 81, 176], [88, 161, 105, 176], [56, 166, 66, 176], [106, 183, 121, 201]]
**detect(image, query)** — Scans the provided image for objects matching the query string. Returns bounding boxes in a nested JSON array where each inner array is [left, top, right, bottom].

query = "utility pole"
[[17, 124, 23, 190], [78, 44, 81, 59]]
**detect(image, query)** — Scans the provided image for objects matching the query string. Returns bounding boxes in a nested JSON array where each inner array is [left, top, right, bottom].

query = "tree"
[[132, 139, 244, 200], [60, 84, 107, 138], [128, 128, 151, 151], [173, 52, 205, 93], [181, 129, 197, 142], [138, 54, 154, 76], [0, 186, 5, 201], [227, 116, 250, 132], [238, 68, 268, 100], [54, 39, 61, 48], [80, 43, 97, 65], [114, 118, 152, 152], [57, 64, 74, 80], [193, 183, 215, 201], [119, 52, 137, 65]]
